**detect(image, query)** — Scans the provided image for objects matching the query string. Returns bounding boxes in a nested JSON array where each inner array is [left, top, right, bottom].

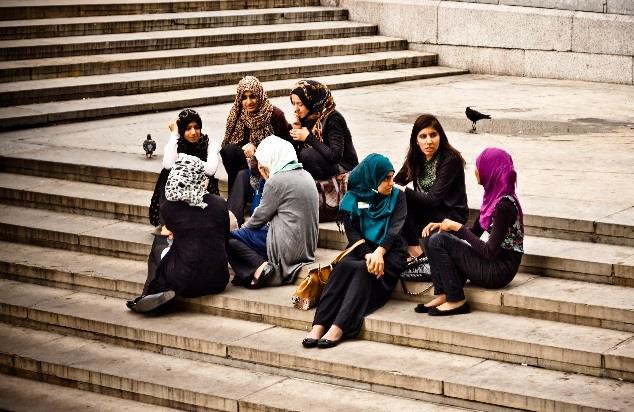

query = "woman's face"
[[416, 126, 440, 160], [377, 171, 395, 196], [291, 94, 309, 119], [475, 168, 481, 185], [241, 90, 259, 113], [183, 121, 201, 144]]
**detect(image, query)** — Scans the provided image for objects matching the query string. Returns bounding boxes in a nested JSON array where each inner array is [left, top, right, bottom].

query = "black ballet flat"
[[302, 338, 319, 348], [249, 263, 274, 289], [317, 338, 341, 349], [428, 302, 471, 317], [414, 303, 434, 313]]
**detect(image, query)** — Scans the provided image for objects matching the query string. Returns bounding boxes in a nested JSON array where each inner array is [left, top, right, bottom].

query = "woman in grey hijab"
[[128, 154, 230, 313], [227, 135, 319, 289]]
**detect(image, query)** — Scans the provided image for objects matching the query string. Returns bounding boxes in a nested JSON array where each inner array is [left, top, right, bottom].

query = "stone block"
[[573, 12, 634, 55], [608, 0, 634, 15], [501, 0, 604, 13], [524, 50, 633, 84], [438, 2, 573, 51], [341, 0, 438, 43], [411, 43, 525, 76]]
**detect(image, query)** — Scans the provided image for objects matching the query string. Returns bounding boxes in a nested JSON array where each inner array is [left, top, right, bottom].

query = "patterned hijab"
[[165, 154, 208, 209], [254, 135, 303, 176], [476, 147, 523, 230], [223, 76, 274, 147], [339, 154, 399, 245], [290, 80, 336, 142]]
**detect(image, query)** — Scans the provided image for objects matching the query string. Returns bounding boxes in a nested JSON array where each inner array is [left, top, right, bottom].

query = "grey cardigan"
[[244, 168, 319, 285]]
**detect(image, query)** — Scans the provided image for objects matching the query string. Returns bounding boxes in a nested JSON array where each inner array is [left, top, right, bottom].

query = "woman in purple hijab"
[[415, 147, 524, 316]]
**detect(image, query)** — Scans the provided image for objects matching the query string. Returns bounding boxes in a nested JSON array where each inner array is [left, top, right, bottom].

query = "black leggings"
[[422, 232, 521, 302], [220, 143, 248, 192], [299, 147, 340, 181]]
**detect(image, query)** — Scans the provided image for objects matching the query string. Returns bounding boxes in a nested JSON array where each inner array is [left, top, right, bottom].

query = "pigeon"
[[143, 134, 156, 158], [465, 107, 491, 133]]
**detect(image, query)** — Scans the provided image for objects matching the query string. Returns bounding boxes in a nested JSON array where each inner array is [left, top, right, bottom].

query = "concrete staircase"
[[0, 0, 468, 130], [1, 1, 633, 411]]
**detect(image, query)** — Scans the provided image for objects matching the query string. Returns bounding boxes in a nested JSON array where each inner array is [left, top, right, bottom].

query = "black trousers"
[[299, 147, 339, 181], [144, 234, 169, 294], [226, 238, 266, 286], [312, 255, 399, 339], [220, 143, 248, 193], [227, 169, 251, 227], [422, 232, 521, 302]]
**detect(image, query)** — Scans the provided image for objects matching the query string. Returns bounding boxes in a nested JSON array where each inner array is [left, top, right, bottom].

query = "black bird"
[[143, 134, 156, 158], [465, 107, 491, 133]]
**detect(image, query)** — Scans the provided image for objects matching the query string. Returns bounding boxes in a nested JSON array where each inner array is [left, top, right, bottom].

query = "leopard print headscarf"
[[165, 154, 207, 209], [222, 76, 274, 147], [290, 80, 336, 142]]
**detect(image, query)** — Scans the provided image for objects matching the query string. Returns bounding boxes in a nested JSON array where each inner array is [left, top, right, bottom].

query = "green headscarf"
[[339, 153, 399, 245]]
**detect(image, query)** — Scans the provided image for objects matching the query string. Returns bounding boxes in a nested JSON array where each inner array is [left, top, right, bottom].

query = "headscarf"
[[165, 154, 208, 209], [339, 153, 399, 245], [176, 108, 209, 160], [290, 80, 336, 142], [223, 76, 274, 147], [254, 135, 303, 176], [476, 147, 523, 230]]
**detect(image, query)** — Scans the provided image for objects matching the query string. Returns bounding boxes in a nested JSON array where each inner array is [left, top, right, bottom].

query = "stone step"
[[0, 278, 632, 384], [0, 7, 348, 40], [1, 281, 632, 411], [0, 187, 632, 285], [0, 21, 378, 60], [0, 0, 320, 20], [2, 239, 633, 333], [0, 172, 151, 223], [0, 36, 407, 82], [0, 323, 468, 412], [0, 67, 468, 129], [0, 50, 437, 106], [0, 373, 181, 411]]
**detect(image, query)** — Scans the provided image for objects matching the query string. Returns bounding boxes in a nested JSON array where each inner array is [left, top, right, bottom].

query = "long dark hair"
[[402, 114, 465, 181]]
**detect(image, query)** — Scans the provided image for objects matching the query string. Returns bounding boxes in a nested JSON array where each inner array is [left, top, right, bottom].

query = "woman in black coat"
[[393, 114, 468, 260], [129, 154, 230, 313], [289, 80, 359, 180]]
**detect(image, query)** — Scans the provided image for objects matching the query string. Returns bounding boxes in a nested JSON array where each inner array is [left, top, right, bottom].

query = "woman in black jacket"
[[394, 114, 468, 260], [289, 80, 359, 180]]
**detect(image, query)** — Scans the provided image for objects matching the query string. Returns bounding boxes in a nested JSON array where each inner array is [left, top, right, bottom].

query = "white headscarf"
[[165, 154, 207, 209], [254, 135, 302, 176]]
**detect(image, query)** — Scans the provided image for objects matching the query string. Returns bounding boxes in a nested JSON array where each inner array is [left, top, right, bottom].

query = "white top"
[[162, 132, 220, 176]]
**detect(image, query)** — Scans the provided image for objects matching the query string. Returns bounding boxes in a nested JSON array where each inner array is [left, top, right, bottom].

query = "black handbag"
[[399, 256, 433, 295]]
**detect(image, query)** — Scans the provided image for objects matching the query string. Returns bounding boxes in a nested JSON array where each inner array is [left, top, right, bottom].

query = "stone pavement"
[[2, 73, 632, 229]]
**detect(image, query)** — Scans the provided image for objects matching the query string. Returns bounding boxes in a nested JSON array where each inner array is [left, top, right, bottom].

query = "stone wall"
[[322, 0, 634, 84]]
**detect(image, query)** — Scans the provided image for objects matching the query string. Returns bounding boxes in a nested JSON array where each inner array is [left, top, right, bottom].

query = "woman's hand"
[[290, 127, 309, 142], [168, 120, 178, 133], [242, 143, 256, 158], [422, 219, 462, 237], [422, 222, 441, 238], [365, 247, 386, 278]]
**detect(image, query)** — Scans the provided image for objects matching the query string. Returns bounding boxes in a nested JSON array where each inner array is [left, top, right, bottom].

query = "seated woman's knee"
[[428, 231, 453, 249]]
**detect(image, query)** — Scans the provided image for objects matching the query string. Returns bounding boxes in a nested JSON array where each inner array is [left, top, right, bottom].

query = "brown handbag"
[[291, 239, 365, 310]]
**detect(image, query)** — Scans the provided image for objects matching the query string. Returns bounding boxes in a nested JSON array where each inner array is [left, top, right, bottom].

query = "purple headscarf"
[[476, 148, 523, 231]]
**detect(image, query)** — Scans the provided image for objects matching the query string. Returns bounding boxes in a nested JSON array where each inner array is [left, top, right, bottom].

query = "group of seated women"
[[128, 76, 524, 351]]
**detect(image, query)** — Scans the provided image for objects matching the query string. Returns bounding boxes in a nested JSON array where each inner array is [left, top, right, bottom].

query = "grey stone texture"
[[333, 0, 634, 84]]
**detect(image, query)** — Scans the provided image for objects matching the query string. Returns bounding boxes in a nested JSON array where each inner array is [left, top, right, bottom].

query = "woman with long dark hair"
[[394, 114, 468, 260]]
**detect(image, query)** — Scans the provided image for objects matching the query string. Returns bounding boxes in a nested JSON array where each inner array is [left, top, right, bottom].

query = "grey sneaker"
[[133, 290, 176, 312]]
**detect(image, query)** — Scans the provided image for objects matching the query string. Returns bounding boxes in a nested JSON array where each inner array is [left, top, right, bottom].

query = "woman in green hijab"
[[303, 154, 408, 349]]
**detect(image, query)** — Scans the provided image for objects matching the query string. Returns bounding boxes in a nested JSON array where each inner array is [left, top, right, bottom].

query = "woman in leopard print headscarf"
[[289, 79, 359, 181], [220, 76, 294, 227]]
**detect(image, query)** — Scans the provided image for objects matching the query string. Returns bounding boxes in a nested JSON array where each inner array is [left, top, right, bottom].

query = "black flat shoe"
[[133, 290, 176, 313], [302, 338, 319, 348], [414, 303, 434, 313], [317, 338, 341, 349], [428, 302, 470, 316], [249, 263, 274, 289]]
